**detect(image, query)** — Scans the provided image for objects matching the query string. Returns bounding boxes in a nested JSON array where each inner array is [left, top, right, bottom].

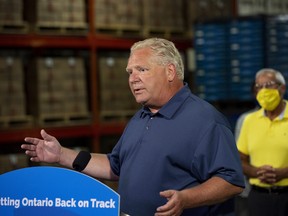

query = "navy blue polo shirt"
[[108, 84, 244, 216]]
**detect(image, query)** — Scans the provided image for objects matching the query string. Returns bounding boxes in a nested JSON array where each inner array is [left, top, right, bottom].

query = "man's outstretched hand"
[[21, 129, 61, 163]]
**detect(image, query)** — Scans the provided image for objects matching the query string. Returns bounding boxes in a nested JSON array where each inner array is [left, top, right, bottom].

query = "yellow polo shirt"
[[237, 101, 288, 187]]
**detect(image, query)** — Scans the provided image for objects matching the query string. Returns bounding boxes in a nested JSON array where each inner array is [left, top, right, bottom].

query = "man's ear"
[[166, 63, 177, 81], [280, 84, 286, 97]]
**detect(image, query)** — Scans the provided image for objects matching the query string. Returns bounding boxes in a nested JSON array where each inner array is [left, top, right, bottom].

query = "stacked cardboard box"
[[143, 0, 184, 35], [0, 57, 32, 128], [95, 0, 142, 34], [237, 0, 288, 16], [98, 52, 139, 121], [33, 57, 90, 125], [0, 0, 28, 33], [36, 0, 87, 33], [188, 0, 233, 22]]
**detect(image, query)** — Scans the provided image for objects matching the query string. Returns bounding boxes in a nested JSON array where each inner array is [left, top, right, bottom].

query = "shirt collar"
[[281, 100, 288, 120], [257, 100, 288, 120], [140, 82, 190, 119]]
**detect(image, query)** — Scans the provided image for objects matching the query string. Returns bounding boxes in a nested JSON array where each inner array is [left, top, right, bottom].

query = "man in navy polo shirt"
[[22, 38, 244, 216]]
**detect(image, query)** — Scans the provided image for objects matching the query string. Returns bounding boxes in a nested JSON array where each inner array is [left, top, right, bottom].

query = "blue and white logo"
[[0, 166, 120, 215]]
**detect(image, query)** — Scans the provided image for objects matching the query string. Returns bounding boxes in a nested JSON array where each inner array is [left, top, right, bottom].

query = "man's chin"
[[137, 101, 149, 108], [137, 100, 146, 105], [134, 97, 146, 105]]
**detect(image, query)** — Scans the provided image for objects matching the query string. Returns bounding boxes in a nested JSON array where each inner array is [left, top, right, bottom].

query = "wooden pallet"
[[34, 23, 88, 35], [0, 22, 29, 34], [38, 113, 92, 126], [142, 27, 187, 39], [0, 115, 33, 129], [96, 24, 142, 37]]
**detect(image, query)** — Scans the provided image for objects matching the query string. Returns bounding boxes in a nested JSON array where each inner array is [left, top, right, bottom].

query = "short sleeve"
[[192, 122, 245, 187], [237, 116, 250, 155], [107, 137, 123, 176]]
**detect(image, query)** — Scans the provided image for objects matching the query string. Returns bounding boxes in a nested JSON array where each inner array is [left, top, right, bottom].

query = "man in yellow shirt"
[[237, 68, 288, 216]]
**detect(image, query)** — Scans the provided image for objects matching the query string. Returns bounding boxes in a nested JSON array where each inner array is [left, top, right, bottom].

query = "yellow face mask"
[[256, 88, 281, 111]]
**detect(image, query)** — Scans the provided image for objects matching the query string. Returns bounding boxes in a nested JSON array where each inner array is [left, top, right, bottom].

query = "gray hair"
[[130, 38, 184, 80], [255, 68, 286, 85]]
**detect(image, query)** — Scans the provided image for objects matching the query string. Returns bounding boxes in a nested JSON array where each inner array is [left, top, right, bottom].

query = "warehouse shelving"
[[0, 0, 192, 154]]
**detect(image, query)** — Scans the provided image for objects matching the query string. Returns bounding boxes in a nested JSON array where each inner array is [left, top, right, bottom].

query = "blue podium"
[[0, 166, 120, 215]]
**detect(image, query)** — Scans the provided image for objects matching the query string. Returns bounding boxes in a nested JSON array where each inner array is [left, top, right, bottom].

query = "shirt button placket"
[[146, 117, 153, 130]]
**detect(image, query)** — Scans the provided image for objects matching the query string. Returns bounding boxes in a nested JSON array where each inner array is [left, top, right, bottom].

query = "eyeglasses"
[[254, 81, 280, 90]]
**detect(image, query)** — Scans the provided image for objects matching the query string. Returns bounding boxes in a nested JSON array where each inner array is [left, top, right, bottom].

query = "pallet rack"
[[0, 0, 191, 154]]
